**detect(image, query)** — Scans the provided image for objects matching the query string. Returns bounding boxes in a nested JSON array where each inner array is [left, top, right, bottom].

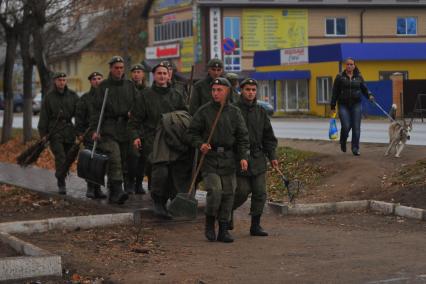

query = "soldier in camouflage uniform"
[[232, 78, 278, 236], [75, 71, 107, 199], [126, 64, 147, 195], [187, 77, 250, 243], [128, 62, 188, 218], [225, 72, 240, 104], [90, 56, 136, 204], [188, 58, 224, 115], [38, 72, 79, 194]]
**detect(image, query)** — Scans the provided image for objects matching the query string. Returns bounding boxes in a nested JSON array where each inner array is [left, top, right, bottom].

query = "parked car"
[[32, 93, 42, 115], [0, 92, 24, 112], [257, 99, 274, 117]]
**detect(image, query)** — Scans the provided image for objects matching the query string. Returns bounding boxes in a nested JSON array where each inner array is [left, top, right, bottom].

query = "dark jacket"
[[128, 84, 188, 157], [75, 87, 96, 136], [189, 75, 213, 115], [38, 86, 79, 143], [331, 70, 371, 109], [90, 75, 136, 142], [235, 98, 278, 176], [186, 101, 250, 175]]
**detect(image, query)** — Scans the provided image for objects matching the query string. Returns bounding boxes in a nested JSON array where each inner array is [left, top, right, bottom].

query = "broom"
[[56, 129, 90, 178], [168, 101, 225, 219], [16, 113, 62, 167]]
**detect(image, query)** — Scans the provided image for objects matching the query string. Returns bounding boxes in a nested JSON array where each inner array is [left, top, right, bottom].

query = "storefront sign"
[[146, 44, 180, 59], [162, 13, 177, 24], [209, 7, 222, 60], [154, 0, 192, 13], [280, 47, 308, 65], [242, 9, 308, 51], [180, 37, 194, 72]]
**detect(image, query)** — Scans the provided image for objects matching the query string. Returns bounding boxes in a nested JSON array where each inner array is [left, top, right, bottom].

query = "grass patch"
[[267, 146, 327, 203]]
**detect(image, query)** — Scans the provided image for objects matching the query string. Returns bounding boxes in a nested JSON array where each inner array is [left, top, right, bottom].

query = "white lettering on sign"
[[145, 44, 180, 60], [280, 47, 309, 65], [209, 7, 222, 60]]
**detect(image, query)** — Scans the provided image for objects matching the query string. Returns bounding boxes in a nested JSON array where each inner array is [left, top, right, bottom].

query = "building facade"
[[143, 0, 426, 114]]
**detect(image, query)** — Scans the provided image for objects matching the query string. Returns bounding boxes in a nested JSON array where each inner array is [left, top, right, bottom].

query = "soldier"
[[165, 61, 188, 102], [231, 78, 278, 236], [75, 72, 107, 199], [38, 72, 79, 194], [225, 72, 240, 104], [186, 77, 250, 243], [126, 64, 147, 195], [128, 62, 188, 218], [90, 56, 136, 204], [188, 58, 224, 115]]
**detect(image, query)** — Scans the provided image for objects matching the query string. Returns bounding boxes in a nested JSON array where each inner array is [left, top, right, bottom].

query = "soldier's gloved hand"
[[271, 160, 279, 169], [368, 94, 375, 102], [200, 143, 211, 154], [240, 159, 248, 171], [134, 138, 142, 149]]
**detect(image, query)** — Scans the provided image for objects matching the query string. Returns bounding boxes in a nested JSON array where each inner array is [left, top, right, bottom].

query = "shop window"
[[257, 80, 275, 107], [317, 77, 332, 104], [379, 71, 408, 80], [154, 19, 193, 42], [281, 79, 309, 112], [223, 17, 241, 72], [397, 17, 417, 35], [325, 18, 346, 36]]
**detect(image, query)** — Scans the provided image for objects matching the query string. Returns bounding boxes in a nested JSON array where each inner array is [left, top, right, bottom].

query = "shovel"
[[274, 166, 302, 204], [168, 101, 225, 219]]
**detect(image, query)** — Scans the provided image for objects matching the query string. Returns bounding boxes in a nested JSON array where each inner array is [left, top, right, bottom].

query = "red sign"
[[146, 44, 180, 59]]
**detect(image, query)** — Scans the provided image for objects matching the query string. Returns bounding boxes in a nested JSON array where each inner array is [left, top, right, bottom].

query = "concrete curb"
[[268, 200, 426, 221], [0, 232, 61, 281], [0, 213, 135, 235]]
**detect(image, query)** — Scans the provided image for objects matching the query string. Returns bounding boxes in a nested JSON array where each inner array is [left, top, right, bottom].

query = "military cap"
[[211, 77, 231, 88], [225, 73, 239, 81], [130, 64, 145, 72], [151, 61, 169, 73], [108, 55, 124, 65], [53, 72, 67, 79], [240, 78, 258, 88], [207, 58, 224, 68], [87, 71, 103, 80]]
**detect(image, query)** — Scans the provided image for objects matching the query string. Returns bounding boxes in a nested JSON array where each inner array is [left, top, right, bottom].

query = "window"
[[379, 71, 408, 80], [154, 19, 193, 42], [397, 17, 417, 35], [223, 17, 241, 72], [280, 79, 309, 112], [325, 18, 346, 36], [317, 77, 332, 104]]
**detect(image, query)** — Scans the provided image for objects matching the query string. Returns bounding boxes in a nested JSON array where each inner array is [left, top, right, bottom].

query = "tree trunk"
[[20, 19, 34, 143], [32, 26, 52, 98], [1, 30, 18, 144]]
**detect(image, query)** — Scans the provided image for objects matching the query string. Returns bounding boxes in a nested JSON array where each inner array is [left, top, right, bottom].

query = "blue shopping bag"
[[328, 113, 338, 140]]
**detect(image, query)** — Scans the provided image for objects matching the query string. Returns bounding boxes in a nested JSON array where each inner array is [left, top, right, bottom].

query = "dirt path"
[[279, 139, 426, 208]]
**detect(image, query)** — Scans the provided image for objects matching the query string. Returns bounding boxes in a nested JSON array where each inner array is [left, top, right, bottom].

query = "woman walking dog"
[[331, 57, 375, 156]]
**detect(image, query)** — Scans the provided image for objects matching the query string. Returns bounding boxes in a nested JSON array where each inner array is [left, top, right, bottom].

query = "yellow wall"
[[256, 60, 426, 116]]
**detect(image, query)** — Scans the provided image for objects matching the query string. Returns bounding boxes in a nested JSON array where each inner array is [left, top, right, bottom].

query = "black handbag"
[[77, 149, 109, 186]]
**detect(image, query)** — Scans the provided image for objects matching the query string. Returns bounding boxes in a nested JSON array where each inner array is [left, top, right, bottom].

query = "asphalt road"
[[2, 112, 426, 146]]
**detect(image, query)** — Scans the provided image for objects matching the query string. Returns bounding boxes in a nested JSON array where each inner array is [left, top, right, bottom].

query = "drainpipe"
[[360, 8, 366, 43]]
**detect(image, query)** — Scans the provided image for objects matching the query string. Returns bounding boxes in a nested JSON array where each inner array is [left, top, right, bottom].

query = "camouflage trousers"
[[97, 137, 129, 182], [233, 173, 267, 216], [203, 172, 236, 222]]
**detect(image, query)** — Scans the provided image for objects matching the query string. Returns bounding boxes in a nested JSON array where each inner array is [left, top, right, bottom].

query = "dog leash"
[[372, 100, 397, 123]]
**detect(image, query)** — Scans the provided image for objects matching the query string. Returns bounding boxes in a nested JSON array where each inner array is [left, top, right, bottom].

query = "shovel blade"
[[167, 193, 198, 219]]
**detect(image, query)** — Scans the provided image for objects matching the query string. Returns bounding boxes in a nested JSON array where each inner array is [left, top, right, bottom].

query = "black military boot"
[[217, 221, 234, 243], [124, 177, 135, 195], [134, 178, 145, 195], [108, 181, 128, 205], [57, 177, 66, 195], [205, 215, 216, 242], [250, 215, 268, 237], [152, 196, 172, 219], [228, 211, 234, 230], [85, 182, 96, 199], [93, 184, 107, 199]]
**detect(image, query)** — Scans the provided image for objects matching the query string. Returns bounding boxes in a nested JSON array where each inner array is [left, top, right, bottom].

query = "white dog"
[[384, 104, 413, 158]]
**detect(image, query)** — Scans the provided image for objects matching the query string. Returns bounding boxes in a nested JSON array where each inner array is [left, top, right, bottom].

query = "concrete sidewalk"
[[0, 162, 206, 212]]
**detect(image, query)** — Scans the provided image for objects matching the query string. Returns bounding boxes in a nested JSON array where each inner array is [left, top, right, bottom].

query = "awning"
[[250, 70, 311, 81]]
